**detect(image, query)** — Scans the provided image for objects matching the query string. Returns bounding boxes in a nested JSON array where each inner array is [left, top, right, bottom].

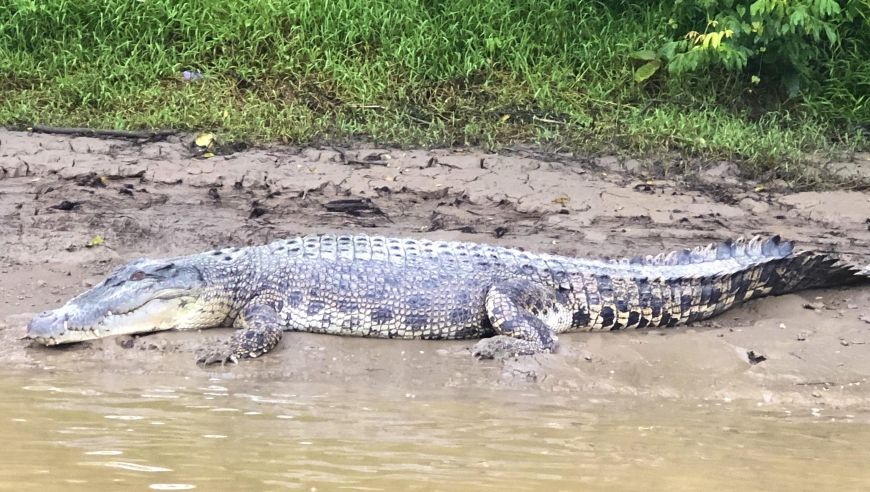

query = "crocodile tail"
[[580, 236, 867, 331], [755, 250, 864, 294]]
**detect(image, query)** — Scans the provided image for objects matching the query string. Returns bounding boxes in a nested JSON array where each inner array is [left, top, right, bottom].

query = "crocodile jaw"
[[27, 297, 201, 345]]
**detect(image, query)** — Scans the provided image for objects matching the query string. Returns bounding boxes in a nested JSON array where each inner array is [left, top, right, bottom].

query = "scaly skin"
[[26, 234, 869, 364]]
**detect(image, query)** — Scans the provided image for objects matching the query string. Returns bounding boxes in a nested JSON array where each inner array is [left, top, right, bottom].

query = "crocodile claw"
[[472, 336, 554, 360], [195, 346, 240, 366], [472, 336, 525, 359]]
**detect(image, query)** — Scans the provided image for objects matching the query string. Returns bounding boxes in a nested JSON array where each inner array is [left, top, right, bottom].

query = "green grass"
[[0, 0, 867, 186]]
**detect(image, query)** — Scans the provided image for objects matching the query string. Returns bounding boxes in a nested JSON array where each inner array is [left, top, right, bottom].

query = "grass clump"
[[0, 0, 867, 185]]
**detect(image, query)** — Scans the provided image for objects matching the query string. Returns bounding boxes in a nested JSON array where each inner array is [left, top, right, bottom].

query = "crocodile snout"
[[26, 310, 68, 341]]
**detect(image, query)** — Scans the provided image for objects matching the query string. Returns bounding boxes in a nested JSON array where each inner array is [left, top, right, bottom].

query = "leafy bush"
[[653, 0, 870, 95]]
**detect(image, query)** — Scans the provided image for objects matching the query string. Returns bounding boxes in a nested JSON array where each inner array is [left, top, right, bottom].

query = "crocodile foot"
[[195, 342, 240, 366], [472, 336, 552, 360]]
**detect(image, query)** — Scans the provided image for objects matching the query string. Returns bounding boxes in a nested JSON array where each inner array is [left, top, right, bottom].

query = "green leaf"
[[824, 25, 837, 43], [630, 50, 658, 61], [790, 8, 806, 26], [658, 41, 678, 61], [750, 0, 768, 16], [634, 59, 661, 82]]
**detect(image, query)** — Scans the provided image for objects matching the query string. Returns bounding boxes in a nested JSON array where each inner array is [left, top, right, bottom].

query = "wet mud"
[[2, 128, 870, 412]]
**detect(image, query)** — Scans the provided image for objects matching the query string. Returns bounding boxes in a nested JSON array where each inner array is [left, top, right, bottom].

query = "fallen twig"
[[330, 144, 348, 163], [532, 115, 567, 125], [407, 114, 432, 126], [330, 145, 388, 167], [29, 125, 177, 140]]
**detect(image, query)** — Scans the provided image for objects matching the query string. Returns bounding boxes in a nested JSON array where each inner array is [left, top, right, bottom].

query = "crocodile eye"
[[129, 271, 147, 281]]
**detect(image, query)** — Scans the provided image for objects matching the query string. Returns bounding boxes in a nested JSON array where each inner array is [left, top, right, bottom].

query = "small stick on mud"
[[331, 145, 388, 167], [28, 125, 177, 141], [330, 144, 348, 164], [323, 198, 388, 218]]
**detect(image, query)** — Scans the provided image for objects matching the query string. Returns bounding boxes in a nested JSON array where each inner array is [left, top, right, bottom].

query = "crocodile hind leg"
[[197, 303, 283, 365], [472, 278, 568, 359]]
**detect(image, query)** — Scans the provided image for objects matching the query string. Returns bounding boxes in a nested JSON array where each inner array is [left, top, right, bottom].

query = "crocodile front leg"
[[197, 303, 283, 365], [472, 278, 568, 359]]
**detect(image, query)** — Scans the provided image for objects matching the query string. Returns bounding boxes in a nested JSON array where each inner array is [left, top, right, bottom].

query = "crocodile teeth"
[[63, 320, 68, 331]]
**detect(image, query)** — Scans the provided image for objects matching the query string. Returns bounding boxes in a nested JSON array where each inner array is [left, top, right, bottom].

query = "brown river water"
[[2, 370, 869, 491]]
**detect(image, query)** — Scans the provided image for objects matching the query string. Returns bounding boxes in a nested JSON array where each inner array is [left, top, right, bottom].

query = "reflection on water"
[[1, 371, 869, 491]]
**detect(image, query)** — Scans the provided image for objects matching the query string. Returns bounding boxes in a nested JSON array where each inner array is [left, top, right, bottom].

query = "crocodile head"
[[27, 258, 218, 345]]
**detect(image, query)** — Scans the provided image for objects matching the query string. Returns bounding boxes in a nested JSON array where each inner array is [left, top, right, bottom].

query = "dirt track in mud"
[[1, 128, 870, 411]]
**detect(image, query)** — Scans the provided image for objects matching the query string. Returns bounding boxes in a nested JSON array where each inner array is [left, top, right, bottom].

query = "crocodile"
[[26, 234, 869, 364]]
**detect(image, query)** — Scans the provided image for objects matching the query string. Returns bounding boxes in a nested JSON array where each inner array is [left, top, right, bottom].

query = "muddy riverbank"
[[2, 128, 869, 413]]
